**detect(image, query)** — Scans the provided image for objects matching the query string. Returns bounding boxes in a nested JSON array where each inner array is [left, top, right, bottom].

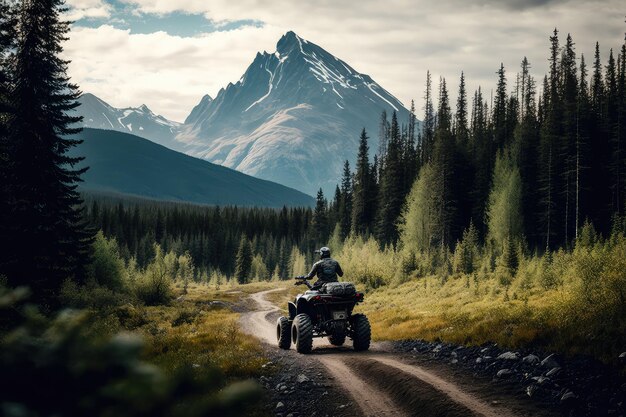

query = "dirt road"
[[241, 289, 524, 417]]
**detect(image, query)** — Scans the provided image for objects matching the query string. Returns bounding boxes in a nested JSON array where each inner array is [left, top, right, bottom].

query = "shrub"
[[0, 285, 262, 417], [133, 245, 175, 306]]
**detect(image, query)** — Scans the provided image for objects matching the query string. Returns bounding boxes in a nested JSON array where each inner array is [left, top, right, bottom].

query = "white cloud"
[[64, 0, 625, 121], [65, 0, 112, 21], [63, 24, 284, 121]]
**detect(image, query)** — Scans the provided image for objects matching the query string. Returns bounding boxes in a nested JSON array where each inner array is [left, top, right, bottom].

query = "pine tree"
[[376, 111, 404, 246], [538, 29, 562, 250], [378, 110, 389, 161], [1, 0, 94, 301], [574, 53, 591, 239], [351, 129, 375, 235], [469, 87, 492, 237], [514, 57, 540, 245], [234, 235, 253, 284], [312, 188, 328, 245], [453, 72, 473, 240], [560, 34, 578, 245], [455, 72, 469, 143], [339, 160, 352, 239], [422, 71, 435, 163], [431, 78, 456, 248], [493, 63, 508, 150], [589, 42, 612, 234], [404, 100, 419, 191], [606, 49, 621, 215]]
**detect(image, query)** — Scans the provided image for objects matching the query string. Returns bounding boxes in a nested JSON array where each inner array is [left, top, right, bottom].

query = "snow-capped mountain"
[[77, 93, 182, 148], [176, 31, 412, 195]]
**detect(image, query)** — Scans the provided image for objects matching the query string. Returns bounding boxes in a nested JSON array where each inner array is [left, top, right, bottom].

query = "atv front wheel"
[[351, 314, 371, 352], [292, 313, 313, 353], [328, 333, 346, 346], [277, 316, 291, 349]]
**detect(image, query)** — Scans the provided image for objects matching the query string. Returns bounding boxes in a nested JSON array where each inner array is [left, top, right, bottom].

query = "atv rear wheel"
[[277, 316, 291, 349], [328, 333, 346, 346], [351, 314, 371, 352], [292, 313, 313, 354]]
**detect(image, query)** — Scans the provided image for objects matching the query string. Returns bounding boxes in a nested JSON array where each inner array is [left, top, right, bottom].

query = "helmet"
[[318, 247, 331, 259]]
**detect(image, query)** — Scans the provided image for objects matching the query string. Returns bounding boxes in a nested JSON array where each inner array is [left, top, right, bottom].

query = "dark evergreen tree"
[[421, 71, 435, 164], [234, 235, 253, 284], [1, 0, 94, 302], [351, 129, 376, 235], [606, 49, 621, 216], [538, 29, 562, 250], [455, 72, 469, 143], [514, 57, 540, 244], [431, 78, 457, 247], [378, 110, 389, 161], [338, 160, 352, 239], [403, 100, 419, 193], [311, 188, 328, 245], [575, 54, 591, 239], [560, 34, 579, 244], [589, 42, 612, 233], [469, 87, 492, 237], [493, 63, 509, 150], [375, 111, 404, 246]]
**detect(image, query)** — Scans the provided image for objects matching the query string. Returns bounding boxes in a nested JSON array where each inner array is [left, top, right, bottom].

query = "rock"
[[522, 354, 540, 365], [476, 358, 483, 364], [432, 344, 442, 353], [450, 359, 458, 364], [286, 414, 294, 417], [526, 384, 538, 397], [192, 363, 200, 368], [451, 351, 458, 358], [546, 367, 561, 377], [541, 353, 560, 368], [561, 390, 576, 403], [497, 369, 513, 378], [532, 376, 551, 385], [297, 374, 310, 384], [276, 402, 285, 411], [497, 351, 520, 361]]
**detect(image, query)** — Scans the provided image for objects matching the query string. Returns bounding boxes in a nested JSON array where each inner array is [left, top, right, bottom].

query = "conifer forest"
[[1, 0, 626, 415]]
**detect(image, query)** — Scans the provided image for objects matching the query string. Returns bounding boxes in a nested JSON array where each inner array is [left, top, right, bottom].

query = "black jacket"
[[305, 257, 343, 284]]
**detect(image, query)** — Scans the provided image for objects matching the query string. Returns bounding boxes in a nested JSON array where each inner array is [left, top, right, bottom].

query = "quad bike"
[[276, 277, 371, 354]]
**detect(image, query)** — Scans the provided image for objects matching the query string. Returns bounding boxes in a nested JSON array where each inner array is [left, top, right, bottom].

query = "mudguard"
[[296, 297, 314, 319], [288, 301, 297, 320]]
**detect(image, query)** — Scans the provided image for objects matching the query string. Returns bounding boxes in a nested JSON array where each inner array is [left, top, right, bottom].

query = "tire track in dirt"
[[241, 289, 518, 417]]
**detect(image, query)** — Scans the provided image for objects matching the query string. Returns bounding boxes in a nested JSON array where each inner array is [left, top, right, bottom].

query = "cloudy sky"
[[63, 0, 625, 122]]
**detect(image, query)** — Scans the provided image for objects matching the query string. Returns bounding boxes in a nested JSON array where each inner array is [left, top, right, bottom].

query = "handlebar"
[[294, 276, 313, 289]]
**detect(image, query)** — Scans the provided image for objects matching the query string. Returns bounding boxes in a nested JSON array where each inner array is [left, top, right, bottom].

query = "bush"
[[0, 285, 262, 417], [86, 231, 128, 291], [132, 245, 175, 306]]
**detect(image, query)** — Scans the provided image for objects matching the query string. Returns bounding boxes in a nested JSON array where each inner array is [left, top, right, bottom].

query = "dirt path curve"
[[241, 289, 518, 417]]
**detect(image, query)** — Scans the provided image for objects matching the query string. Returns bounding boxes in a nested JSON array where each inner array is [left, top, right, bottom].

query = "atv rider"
[[300, 247, 343, 290]]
